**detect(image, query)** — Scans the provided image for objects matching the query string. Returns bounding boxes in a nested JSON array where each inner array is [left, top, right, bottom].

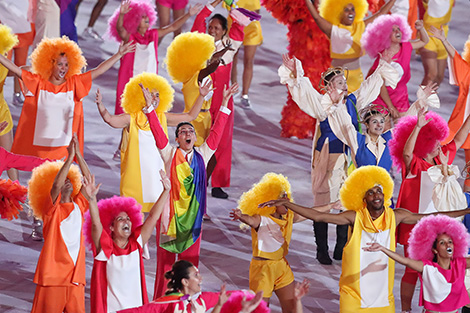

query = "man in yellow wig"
[[260, 165, 470, 312]]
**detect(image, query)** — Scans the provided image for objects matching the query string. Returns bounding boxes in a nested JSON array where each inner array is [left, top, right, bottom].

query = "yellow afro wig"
[[319, 0, 369, 25], [28, 161, 82, 220], [238, 173, 292, 217], [0, 24, 18, 55], [463, 35, 470, 65], [121, 72, 174, 114], [165, 32, 215, 84], [30, 36, 86, 81], [340, 165, 393, 211]]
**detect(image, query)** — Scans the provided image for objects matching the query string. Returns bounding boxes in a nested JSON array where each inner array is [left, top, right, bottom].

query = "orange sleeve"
[[73, 71, 93, 101], [453, 54, 470, 87], [74, 192, 89, 214], [20, 69, 40, 96], [44, 192, 61, 217]]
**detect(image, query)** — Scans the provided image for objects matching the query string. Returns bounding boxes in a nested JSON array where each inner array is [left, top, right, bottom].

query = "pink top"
[[419, 258, 469, 311]]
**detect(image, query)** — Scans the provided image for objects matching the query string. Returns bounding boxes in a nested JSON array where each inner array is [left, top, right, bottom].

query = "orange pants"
[[31, 284, 85, 313]]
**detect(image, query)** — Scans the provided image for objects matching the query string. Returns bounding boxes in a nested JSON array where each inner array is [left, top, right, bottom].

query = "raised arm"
[[116, 0, 132, 42], [198, 46, 233, 83], [364, 0, 396, 25], [0, 53, 22, 77], [402, 108, 429, 173], [83, 174, 103, 253], [363, 242, 424, 272], [74, 135, 92, 197], [230, 208, 261, 229], [140, 84, 170, 150], [429, 26, 456, 58], [89, 42, 135, 80], [95, 88, 131, 128], [452, 109, 470, 150], [259, 199, 355, 225], [50, 139, 75, 203], [410, 20, 429, 50], [141, 170, 171, 245], [158, 4, 203, 38], [304, 0, 332, 37]]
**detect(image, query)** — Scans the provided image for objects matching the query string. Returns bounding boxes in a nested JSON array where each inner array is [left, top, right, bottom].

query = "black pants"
[[313, 221, 348, 258]]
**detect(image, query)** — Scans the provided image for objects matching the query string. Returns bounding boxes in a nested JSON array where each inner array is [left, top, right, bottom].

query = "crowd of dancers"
[[2, 0, 470, 312]]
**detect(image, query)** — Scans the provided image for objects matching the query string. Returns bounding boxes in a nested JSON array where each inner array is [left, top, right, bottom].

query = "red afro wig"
[[107, 0, 157, 42], [389, 111, 449, 169], [408, 215, 470, 261], [221, 291, 270, 313], [361, 14, 412, 59], [83, 196, 143, 250]]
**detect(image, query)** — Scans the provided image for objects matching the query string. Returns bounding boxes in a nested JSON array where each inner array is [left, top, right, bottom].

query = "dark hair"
[[363, 109, 384, 124], [175, 122, 194, 138], [210, 14, 228, 32], [164, 260, 194, 295]]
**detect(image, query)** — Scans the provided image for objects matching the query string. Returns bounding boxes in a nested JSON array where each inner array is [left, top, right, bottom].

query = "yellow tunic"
[[182, 72, 211, 147], [330, 22, 365, 60], [0, 64, 13, 136], [120, 111, 168, 212], [339, 206, 396, 313]]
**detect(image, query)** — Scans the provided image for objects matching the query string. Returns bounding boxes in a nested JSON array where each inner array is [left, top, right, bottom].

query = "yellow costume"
[[0, 65, 13, 136], [182, 72, 211, 147], [120, 112, 168, 212], [226, 0, 263, 46], [422, 0, 454, 59]]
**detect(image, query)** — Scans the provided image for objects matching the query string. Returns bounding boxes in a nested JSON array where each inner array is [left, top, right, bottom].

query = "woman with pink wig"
[[362, 14, 429, 120], [108, 0, 202, 116], [389, 108, 470, 312], [83, 169, 170, 313], [364, 214, 470, 312]]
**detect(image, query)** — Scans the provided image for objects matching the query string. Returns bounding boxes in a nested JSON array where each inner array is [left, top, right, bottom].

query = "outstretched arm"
[[95, 88, 131, 128], [0, 54, 22, 77], [158, 4, 203, 38], [363, 242, 424, 272], [364, 0, 396, 25], [304, 0, 332, 37], [230, 208, 261, 229], [198, 45, 233, 83], [395, 207, 470, 225], [50, 138, 75, 203], [89, 42, 135, 80], [83, 174, 103, 253], [429, 26, 456, 58], [141, 170, 171, 245]]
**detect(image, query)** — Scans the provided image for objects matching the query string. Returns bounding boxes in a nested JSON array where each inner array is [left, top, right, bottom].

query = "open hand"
[[240, 291, 263, 313], [199, 79, 215, 97], [258, 199, 289, 208], [139, 83, 156, 110], [222, 83, 239, 104], [120, 0, 132, 14], [327, 82, 343, 104], [230, 208, 242, 220], [362, 242, 383, 252], [416, 107, 431, 128], [83, 174, 101, 199], [294, 279, 310, 300], [188, 3, 203, 16], [421, 82, 438, 99], [118, 41, 136, 57], [429, 26, 446, 41]]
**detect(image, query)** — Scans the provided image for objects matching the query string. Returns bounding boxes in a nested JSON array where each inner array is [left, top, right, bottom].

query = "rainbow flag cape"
[[160, 148, 206, 253]]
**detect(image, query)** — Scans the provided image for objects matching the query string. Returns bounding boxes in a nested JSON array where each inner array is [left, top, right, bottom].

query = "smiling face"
[[175, 124, 197, 153], [433, 233, 454, 260], [52, 55, 69, 82], [390, 25, 403, 43], [365, 114, 385, 137], [363, 186, 384, 211], [110, 211, 132, 240], [208, 18, 225, 42], [340, 3, 356, 26], [182, 266, 202, 296], [138, 15, 150, 34]]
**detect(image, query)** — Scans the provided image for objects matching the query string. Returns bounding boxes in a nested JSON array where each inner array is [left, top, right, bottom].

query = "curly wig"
[[462, 35, 470, 64], [221, 290, 270, 313], [30, 36, 86, 80], [0, 24, 18, 55], [121, 73, 174, 114], [319, 0, 368, 25], [408, 215, 470, 261], [107, 0, 157, 42], [361, 14, 412, 58], [165, 32, 215, 83], [388, 111, 449, 169], [238, 173, 292, 217], [339, 165, 394, 211], [83, 196, 143, 250], [28, 161, 82, 220], [0, 179, 27, 220]]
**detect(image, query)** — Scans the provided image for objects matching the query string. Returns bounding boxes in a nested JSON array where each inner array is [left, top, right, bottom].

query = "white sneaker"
[[12, 92, 24, 106], [82, 27, 104, 41], [239, 95, 252, 110]]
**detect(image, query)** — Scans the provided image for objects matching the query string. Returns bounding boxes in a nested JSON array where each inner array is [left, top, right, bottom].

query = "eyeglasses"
[[178, 129, 195, 136]]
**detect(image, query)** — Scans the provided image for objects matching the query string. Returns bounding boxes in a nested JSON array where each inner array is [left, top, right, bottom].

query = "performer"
[[260, 165, 470, 313], [29, 0, 60, 48], [304, 0, 396, 92], [361, 14, 429, 119], [419, 0, 454, 86], [364, 215, 470, 312], [107, 0, 201, 115], [0, 36, 134, 160], [230, 173, 305, 313], [96, 73, 210, 212], [84, 170, 170, 313], [279, 53, 398, 264], [155, 0, 190, 41], [28, 136, 92, 313], [141, 82, 237, 298], [191, 0, 249, 199], [389, 108, 470, 312]]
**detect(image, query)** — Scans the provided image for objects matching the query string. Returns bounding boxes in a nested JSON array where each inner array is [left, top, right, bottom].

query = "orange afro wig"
[[340, 165, 393, 211], [0, 24, 18, 55], [28, 161, 82, 220], [319, 0, 369, 25], [121, 72, 174, 114], [238, 173, 292, 217], [165, 32, 215, 84], [463, 35, 470, 65], [30, 36, 86, 81]]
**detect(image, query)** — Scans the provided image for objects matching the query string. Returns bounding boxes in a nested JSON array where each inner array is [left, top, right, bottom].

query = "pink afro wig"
[[107, 0, 157, 42], [388, 111, 449, 169], [221, 291, 270, 313], [361, 14, 412, 59], [408, 215, 470, 261], [83, 196, 143, 250]]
